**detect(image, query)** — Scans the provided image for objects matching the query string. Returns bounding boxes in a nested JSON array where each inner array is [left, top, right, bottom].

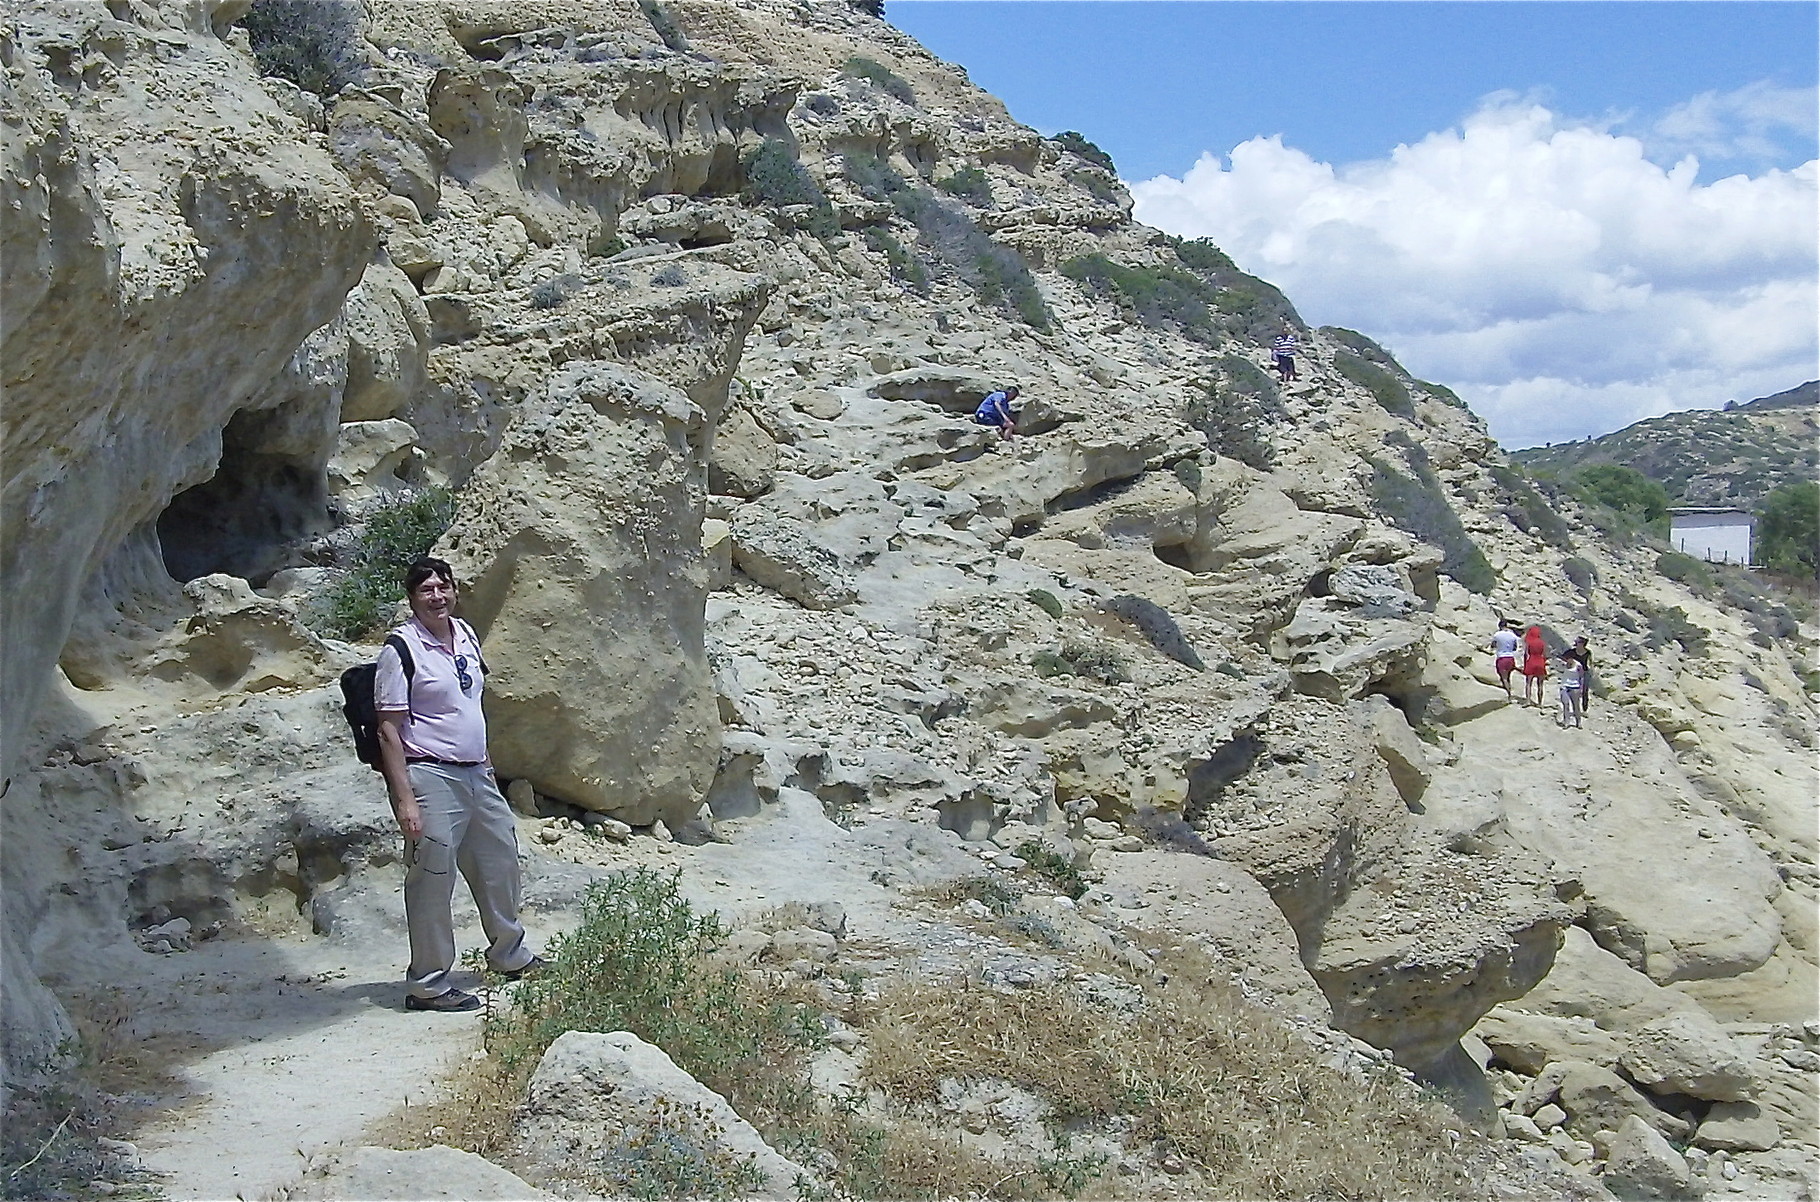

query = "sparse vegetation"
[[740, 139, 838, 240], [862, 228, 930, 292], [529, 275, 580, 309], [241, 0, 365, 99], [936, 166, 992, 205], [652, 264, 688, 288], [1049, 131, 1115, 175], [1656, 550, 1714, 590], [845, 154, 1048, 328], [638, 0, 689, 51], [1104, 594, 1203, 670], [841, 56, 914, 104], [1026, 588, 1064, 619], [1065, 240, 1301, 347], [1013, 840, 1088, 899], [1562, 556, 1598, 595], [1487, 463, 1572, 548], [1335, 351, 1414, 418], [1367, 456, 1495, 594], [1032, 640, 1131, 684], [1186, 359, 1280, 469], [307, 487, 455, 640]]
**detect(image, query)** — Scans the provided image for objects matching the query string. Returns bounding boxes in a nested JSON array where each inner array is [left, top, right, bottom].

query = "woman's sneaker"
[[405, 988, 482, 1012]]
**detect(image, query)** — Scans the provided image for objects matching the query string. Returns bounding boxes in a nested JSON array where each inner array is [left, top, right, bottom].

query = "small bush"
[[1335, 351, 1414, 417], [1026, 588, 1064, 619], [1487, 463, 1572, 548], [1062, 253, 1218, 344], [529, 276, 575, 309], [936, 166, 992, 205], [1104, 595, 1203, 669], [1368, 457, 1495, 594], [1031, 650, 1072, 678], [652, 264, 687, 288], [638, 0, 688, 51], [1562, 556, 1598, 594], [241, 0, 365, 98], [1049, 130, 1115, 174], [1014, 840, 1087, 899], [740, 139, 838, 240], [1656, 551, 1714, 589], [1216, 661, 1244, 679], [1620, 590, 1709, 657], [974, 247, 1051, 330], [1060, 640, 1129, 684], [1067, 168, 1124, 206], [307, 488, 455, 641], [862, 228, 929, 292], [848, 0, 884, 15], [841, 55, 914, 104], [1186, 375, 1276, 470]]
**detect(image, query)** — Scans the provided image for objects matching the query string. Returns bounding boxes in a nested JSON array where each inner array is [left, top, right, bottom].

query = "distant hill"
[[1512, 381, 1817, 509]]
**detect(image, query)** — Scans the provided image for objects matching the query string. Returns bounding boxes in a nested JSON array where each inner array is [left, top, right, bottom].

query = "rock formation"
[[0, 1, 1812, 1198]]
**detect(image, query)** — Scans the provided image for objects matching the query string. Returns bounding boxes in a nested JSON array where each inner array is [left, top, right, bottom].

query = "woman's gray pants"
[[403, 762, 531, 999]]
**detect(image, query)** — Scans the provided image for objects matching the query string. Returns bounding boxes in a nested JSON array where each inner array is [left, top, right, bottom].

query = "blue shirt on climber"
[[974, 386, 1021, 439]]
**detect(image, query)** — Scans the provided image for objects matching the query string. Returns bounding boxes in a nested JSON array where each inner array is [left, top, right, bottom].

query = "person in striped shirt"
[[1271, 327, 1299, 382]]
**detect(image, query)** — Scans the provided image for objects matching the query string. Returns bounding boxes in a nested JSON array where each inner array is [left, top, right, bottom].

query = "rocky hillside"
[[2, 2, 1815, 1200], [1513, 381, 1819, 509]]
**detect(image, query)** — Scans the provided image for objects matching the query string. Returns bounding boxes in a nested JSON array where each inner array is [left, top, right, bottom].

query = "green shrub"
[[841, 55, 914, 104], [936, 166, 992, 204], [1062, 253, 1218, 344], [845, 154, 1048, 328], [849, 0, 883, 15], [1562, 556, 1598, 594], [652, 264, 687, 288], [740, 139, 837, 240], [638, 0, 688, 50], [862, 228, 929, 292], [1367, 457, 1495, 594], [1320, 326, 1397, 365], [1755, 481, 1819, 580], [1656, 551, 1714, 589], [1575, 465, 1669, 534], [1335, 351, 1414, 417], [307, 488, 454, 640], [1186, 367, 1277, 470], [529, 276, 578, 309], [1060, 640, 1129, 684], [1014, 841, 1088, 899], [1031, 650, 1072, 678], [1027, 589, 1064, 619], [241, 0, 365, 98], [1050, 131, 1115, 174], [1104, 595, 1203, 670], [1487, 463, 1572, 548], [1067, 169, 1124, 206]]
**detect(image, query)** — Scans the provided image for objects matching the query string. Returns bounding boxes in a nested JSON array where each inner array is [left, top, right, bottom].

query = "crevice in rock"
[[1183, 729, 1263, 823]]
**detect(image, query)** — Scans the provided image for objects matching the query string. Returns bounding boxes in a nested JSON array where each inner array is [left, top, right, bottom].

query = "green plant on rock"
[[1026, 588, 1064, 619], [1755, 480, 1819, 580], [936, 165, 992, 204], [1186, 368, 1277, 471], [1367, 457, 1495, 594], [1060, 639, 1129, 684], [241, 0, 365, 98], [1656, 551, 1714, 590], [1050, 130, 1115, 175], [308, 487, 455, 641], [740, 139, 838, 240], [1335, 351, 1414, 418], [1014, 840, 1087, 900], [841, 56, 914, 104], [1574, 464, 1670, 536], [1487, 463, 1572, 548]]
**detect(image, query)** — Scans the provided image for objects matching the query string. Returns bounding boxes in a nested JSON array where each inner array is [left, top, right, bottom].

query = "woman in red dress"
[[1521, 625, 1549, 706]]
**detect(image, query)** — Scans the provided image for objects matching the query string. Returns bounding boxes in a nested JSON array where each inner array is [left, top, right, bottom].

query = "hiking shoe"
[[498, 955, 548, 983], [405, 988, 482, 1013]]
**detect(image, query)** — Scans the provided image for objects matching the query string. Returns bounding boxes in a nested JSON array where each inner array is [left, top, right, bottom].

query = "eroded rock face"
[[0, 2, 371, 782], [441, 362, 719, 827]]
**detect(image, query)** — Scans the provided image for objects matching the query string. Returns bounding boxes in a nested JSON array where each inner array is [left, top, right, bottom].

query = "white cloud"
[[1649, 82, 1819, 166], [1129, 96, 1819, 448]]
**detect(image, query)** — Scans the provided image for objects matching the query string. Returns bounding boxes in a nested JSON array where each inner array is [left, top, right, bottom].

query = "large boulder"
[[1618, 1011, 1757, 1102], [1601, 1115, 1702, 1202], [441, 362, 718, 826], [517, 1031, 812, 1200]]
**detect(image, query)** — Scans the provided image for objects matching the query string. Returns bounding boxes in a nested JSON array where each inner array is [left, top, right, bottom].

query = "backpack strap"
[[384, 633, 415, 705], [457, 620, 490, 677]]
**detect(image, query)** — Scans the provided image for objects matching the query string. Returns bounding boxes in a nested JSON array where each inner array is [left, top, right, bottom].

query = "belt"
[[406, 757, 485, 767]]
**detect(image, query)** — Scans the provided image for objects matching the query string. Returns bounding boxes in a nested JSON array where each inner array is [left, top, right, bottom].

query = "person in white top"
[[375, 557, 542, 1011], [1490, 619, 1521, 699], [1557, 658, 1586, 729]]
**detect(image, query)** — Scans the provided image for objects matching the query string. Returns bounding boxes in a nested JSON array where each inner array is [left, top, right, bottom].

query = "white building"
[[1669, 508, 1755, 566]]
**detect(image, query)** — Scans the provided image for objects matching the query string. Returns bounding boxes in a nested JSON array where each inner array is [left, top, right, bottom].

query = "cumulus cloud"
[[1649, 82, 1819, 166], [1129, 96, 1819, 448]]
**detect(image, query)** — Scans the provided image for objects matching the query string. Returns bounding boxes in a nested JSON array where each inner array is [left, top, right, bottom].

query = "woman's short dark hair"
[[403, 557, 456, 595]]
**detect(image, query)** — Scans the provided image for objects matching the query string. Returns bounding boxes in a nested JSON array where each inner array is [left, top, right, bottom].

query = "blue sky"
[[890, 2, 1820, 448]]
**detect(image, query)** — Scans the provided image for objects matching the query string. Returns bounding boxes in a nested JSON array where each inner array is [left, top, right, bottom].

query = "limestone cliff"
[[0, 1, 1813, 1196]]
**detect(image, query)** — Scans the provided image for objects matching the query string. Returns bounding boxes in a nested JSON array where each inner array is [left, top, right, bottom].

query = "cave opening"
[[157, 409, 329, 585]]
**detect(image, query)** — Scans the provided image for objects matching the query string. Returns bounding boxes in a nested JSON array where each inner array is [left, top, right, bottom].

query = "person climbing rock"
[[1271, 326, 1299, 382], [1491, 618, 1521, 699], [376, 556, 544, 1012], [1520, 624, 1549, 706], [974, 385, 1021, 441]]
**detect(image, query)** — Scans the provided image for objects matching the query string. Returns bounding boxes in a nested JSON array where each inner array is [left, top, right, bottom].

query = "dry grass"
[[861, 944, 1477, 1200]]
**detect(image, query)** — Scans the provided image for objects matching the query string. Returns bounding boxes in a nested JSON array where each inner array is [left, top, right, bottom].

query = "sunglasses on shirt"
[[455, 654, 473, 693]]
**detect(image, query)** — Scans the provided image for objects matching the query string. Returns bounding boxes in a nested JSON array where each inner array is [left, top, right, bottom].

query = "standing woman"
[[1521, 624, 1549, 706]]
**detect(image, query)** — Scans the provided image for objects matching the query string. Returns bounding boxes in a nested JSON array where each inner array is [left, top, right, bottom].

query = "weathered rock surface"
[[1602, 1115, 1702, 1201], [517, 1031, 812, 1200], [281, 1144, 554, 1200], [441, 362, 720, 826]]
